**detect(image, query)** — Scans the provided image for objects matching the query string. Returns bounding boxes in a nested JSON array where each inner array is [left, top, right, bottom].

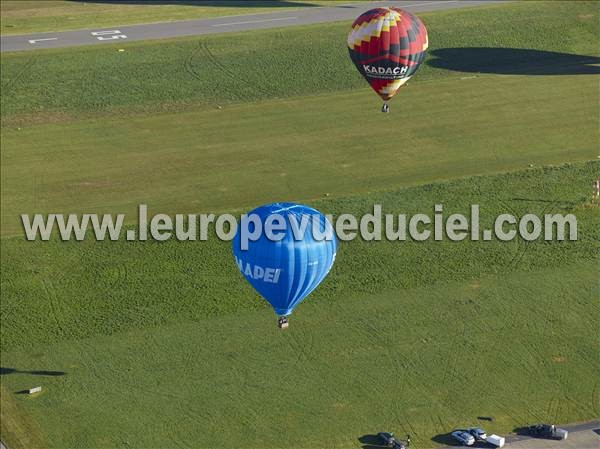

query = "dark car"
[[378, 432, 396, 447], [528, 424, 568, 440], [391, 442, 407, 449], [377, 432, 408, 449]]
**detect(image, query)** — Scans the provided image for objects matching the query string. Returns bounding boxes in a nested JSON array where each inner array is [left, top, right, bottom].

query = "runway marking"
[[212, 17, 298, 27], [28, 38, 58, 44], [91, 30, 127, 41], [401, 1, 459, 8]]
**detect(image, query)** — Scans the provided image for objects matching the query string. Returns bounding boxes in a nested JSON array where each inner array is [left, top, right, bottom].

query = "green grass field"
[[0, 0, 347, 35], [1, 163, 599, 448], [1, 1, 599, 448]]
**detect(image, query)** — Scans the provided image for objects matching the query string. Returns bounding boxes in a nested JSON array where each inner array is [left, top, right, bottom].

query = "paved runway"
[[0, 0, 507, 53]]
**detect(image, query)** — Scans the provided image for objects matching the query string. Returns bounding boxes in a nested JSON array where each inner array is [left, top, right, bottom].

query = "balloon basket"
[[277, 316, 289, 329], [381, 103, 390, 113]]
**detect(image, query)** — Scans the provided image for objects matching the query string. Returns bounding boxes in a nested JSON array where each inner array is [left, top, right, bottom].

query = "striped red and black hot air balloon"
[[348, 8, 428, 112]]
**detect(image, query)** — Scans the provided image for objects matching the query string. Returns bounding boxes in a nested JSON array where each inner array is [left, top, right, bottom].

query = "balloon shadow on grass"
[[1, 367, 66, 376], [428, 48, 600, 75]]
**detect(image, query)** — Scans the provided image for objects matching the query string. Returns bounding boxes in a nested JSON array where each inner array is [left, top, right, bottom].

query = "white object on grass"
[[487, 434, 505, 447]]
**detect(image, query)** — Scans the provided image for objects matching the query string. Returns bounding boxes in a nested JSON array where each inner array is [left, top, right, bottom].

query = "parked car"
[[376, 432, 408, 449], [528, 424, 568, 440], [467, 427, 487, 441], [451, 430, 475, 446], [378, 432, 395, 447]]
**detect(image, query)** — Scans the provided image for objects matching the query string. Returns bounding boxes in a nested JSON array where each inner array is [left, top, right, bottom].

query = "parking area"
[[439, 422, 600, 449], [506, 428, 599, 449]]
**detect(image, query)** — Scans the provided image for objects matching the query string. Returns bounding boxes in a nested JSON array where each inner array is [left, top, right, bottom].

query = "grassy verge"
[[0, 0, 347, 35], [1, 258, 598, 448], [0, 385, 47, 449]]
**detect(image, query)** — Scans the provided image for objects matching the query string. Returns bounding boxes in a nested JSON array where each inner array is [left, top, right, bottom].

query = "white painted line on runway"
[[28, 38, 58, 44], [212, 17, 298, 27], [402, 1, 459, 8]]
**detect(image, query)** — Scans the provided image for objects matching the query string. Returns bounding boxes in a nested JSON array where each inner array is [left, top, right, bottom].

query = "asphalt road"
[[0, 0, 507, 53]]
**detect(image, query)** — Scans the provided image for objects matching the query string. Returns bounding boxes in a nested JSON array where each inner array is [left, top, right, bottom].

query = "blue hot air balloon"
[[232, 203, 337, 328]]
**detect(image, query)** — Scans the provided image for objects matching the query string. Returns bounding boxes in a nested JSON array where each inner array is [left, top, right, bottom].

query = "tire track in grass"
[[181, 38, 302, 114], [183, 41, 243, 103], [281, 326, 330, 416], [386, 318, 421, 439], [591, 381, 599, 417], [497, 198, 568, 425], [39, 239, 89, 342], [498, 198, 527, 273], [397, 403, 418, 442], [200, 41, 275, 100], [41, 278, 65, 340], [73, 339, 117, 413], [0, 56, 36, 94], [186, 40, 254, 103], [434, 414, 448, 443], [289, 325, 312, 367], [511, 200, 558, 271], [500, 198, 560, 273], [32, 175, 43, 211], [108, 362, 216, 427], [105, 261, 129, 290], [213, 334, 263, 437], [494, 334, 546, 425], [74, 336, 216, 435], [198, 42, 242, 91], [551, 396, 562, 423], [166, 435, 191, 449], [378, 300, 420, 438], [182, 42, 200, 79], [333, 310, 397, 425], [440, 305, 464, 386], [371, 313, 417, 436]]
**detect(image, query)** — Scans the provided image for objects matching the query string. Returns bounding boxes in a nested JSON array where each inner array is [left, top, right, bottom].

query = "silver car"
[[451, 430, 475, 446], [467, 427, 487, 441]]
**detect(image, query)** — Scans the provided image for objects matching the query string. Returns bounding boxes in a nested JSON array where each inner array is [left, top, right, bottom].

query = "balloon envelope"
[[232, 203, 337, 316], [348, 8, 428, 101]]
